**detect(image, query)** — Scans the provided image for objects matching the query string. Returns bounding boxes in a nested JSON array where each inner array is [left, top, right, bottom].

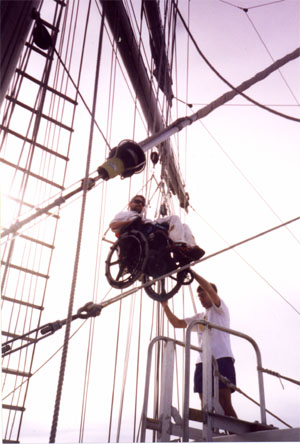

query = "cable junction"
[[1, 301, 102, 357]]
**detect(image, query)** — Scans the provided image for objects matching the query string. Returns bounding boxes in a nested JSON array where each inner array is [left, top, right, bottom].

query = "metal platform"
[[141, 323, 298, 442]]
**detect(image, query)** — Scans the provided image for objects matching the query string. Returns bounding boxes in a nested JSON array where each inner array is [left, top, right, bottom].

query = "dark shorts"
[[194, 357, 236, 394]]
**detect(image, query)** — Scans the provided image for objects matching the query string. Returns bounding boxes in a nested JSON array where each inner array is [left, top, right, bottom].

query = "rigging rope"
[[216, 372, 292, 428], [4, 3, 299, 440], [242, 10, 300, 106], [173, 2, 300, 123], [107, 300, 122, 442], [53, 46, 111, 149], [116, 295, 136, 442], [49, 6, 104, 442], [190, 205, 300, 315], [219, 0, 285, 11], [192, 118, 300, 245], [2, 4, 69, 441], [79, 175, 109, 442], [139, 45, 300, 154], [97, 214, 300, 317], [133, 291, 143, 442], [4, 206, 299, 358], [257, 366, 300, 387], [1, 174, 100, 240]]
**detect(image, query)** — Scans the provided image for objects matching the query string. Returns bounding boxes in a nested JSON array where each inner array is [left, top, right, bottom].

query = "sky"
[[1, 0, 300, 442]]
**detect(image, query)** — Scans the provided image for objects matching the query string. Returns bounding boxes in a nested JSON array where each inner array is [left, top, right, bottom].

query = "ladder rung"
[[3, 440, 20, 443], [3, 195, 60, 220], [0, 124, 70, 161], [2, 404, 25, 412], [16, 69, 78, 106], [1, 261, 50, 279], [145, 417, 160, 431], [2, 331, 36, 344], [19, 234, 55, 249], [0, 158, 65, 190], [5, 96, 74, 132], [1, 296, 44, 311], [189, 408, 203, 422], [39, 18, 59, 32], [2, 367, 32, 378], [25, 42, 53, 58]]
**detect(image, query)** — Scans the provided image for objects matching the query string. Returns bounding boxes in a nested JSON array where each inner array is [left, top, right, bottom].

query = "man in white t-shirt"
[[161, 271, 237, 418], [110, 195, 205, 261]]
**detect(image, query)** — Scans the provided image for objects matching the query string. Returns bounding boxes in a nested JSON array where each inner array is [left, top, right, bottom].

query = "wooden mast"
[[100, 0, 189, 210]]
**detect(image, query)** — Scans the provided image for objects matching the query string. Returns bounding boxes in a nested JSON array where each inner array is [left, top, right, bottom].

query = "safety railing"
[[141, 320, 267, 442], [184, 319, 266, 441]]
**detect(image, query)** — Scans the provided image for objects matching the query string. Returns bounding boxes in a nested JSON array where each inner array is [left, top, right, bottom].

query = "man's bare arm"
[[192, 271, 221, 307], [161, 301, 187, 328], [109, 220, 132, 232]]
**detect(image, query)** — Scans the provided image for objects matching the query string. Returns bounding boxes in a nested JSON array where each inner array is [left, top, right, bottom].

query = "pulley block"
[[97, 140, 146, 180]]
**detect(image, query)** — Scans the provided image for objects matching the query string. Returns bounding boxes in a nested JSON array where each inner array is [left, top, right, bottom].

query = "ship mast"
[[100, 0, 189, 210]]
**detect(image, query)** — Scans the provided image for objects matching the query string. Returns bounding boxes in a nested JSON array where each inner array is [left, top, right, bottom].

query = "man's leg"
[[182, 223, 197, 246], [164, 215, 187, 244], [199, 393, 203, 409], [219, 388, 237, 418]]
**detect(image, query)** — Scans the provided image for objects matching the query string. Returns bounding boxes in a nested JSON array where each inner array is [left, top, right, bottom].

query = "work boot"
[[188, 246, 205, 261], [175, 244, 205, 261]]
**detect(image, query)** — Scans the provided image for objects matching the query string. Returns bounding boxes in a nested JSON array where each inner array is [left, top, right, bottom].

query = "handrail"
[[141, 322, 267, 442], [184, 319, 266, 441], [141, 335, 219, 441], [140, 335, 202, 441]]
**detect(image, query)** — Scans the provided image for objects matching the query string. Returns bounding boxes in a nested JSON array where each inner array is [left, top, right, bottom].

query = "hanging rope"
[[49, 6, 105, 442], [108, 299, 123, 443], [79, 180, 109, 442], [116, 294, 136, 442], [133, 290, 143, 442]]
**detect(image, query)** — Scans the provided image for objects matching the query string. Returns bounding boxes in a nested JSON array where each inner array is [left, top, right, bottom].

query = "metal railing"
[[184, 320, 266, 441], [141, 320, 267, 442]]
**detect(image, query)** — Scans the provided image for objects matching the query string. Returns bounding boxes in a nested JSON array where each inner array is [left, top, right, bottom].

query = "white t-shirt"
[[185, 298, 234, 363], [110, 210, 152, 232]]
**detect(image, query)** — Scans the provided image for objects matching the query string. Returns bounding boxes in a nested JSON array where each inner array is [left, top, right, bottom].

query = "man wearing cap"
[[110, 195, 204, 260], [161, 270, 237, 418]]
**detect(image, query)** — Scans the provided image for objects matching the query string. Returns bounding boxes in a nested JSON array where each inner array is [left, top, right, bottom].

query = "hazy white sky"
[[1, 0, 300, 442]]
